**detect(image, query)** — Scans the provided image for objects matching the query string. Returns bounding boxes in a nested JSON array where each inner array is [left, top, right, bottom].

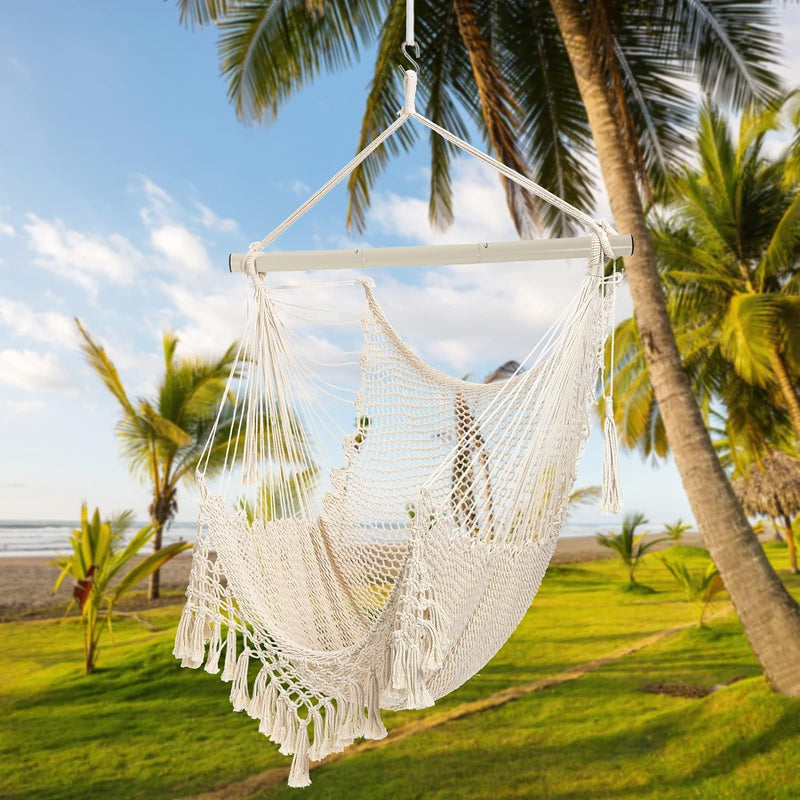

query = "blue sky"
[[1, 2, 799, 526]]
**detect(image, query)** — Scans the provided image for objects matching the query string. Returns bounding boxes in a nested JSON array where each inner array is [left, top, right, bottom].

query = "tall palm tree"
[[77, 321, 249, 599], [612, 98, 800, 469], [175, 0, 800, 694]]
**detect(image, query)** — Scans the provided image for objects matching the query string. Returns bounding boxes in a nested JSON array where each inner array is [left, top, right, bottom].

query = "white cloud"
[[370, 160, 518, 246], [133, 177, 217, 279], [4, 398, 46, 415], [149, 224, 213, 276], [0, 297, 76, 346], [0, 349, 71, 391], [289, 179, 311, 197], [138, 177, 176, 227], [23, 215, 141, 296], [196, 202, 238, 233], [161, 280, 244, 356], [0, 221, 14, 237], [779, 7, 800, 84], [364, 160, 631, 375]]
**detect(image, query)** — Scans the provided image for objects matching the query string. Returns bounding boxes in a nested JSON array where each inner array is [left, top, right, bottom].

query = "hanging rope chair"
[[173, 8, 627, 788]]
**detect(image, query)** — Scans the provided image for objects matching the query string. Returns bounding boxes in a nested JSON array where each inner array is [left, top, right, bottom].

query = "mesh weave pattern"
[[174, 260, 616, 786]]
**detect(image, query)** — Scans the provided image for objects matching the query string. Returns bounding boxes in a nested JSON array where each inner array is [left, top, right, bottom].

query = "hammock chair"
[[173, 5, 629, 788]]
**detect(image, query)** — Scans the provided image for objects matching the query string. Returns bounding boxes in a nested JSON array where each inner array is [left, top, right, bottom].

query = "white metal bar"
[[229, 234, 634, 274]]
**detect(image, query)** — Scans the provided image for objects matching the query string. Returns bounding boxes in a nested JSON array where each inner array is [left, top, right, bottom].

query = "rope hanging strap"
[[240, 65, 624, 515], [247, 70, 619, 264]]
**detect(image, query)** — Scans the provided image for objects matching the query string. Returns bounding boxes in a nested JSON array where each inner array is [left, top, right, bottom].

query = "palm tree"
[[663, 518, 692, 546], [77, 321, 249, 599], [175, 0, 800, 694], [611, 98, 800, 466], [597, 511, 663, 585]]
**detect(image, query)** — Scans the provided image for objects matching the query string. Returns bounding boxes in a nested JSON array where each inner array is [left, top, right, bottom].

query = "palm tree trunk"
[[769, 348, 800, 441], [770, 516, 787, 543], [147, 521, 163, 601], [782, 514, 799, 575], [548, 0, 800, 696]]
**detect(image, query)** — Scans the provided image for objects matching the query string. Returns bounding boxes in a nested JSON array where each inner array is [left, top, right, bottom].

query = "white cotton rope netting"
[[173, 234, 622, 787]]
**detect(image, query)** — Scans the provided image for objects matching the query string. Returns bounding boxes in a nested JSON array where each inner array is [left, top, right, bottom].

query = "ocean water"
[[0, 520, 198, 558], [0, 519, 606, 558]]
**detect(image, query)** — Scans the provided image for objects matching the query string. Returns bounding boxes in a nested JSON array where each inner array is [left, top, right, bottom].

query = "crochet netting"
[[173, 244, 620, 787]]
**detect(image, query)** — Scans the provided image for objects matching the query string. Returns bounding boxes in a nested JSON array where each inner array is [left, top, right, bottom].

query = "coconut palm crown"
[[176, 0, 781, 236], [77, 321, 248, 599], [610, 96, 800, 469]]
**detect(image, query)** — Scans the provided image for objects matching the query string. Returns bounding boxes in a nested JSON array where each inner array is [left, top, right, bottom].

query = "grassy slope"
[[2, 543, 800, 800]]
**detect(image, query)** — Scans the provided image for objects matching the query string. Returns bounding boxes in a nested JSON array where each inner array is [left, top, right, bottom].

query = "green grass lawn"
[[3, 543, 800, 800]]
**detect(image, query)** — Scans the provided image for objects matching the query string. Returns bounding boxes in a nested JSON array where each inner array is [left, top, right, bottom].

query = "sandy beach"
[[0, 532, 705, 621]]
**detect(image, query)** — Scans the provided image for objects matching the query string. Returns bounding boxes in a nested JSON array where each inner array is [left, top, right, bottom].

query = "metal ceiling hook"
[[401, 41, 420, 73]]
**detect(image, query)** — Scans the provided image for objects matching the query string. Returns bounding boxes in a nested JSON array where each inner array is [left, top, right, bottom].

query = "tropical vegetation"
[[9, 543, 800, 798], [596, 511, 663, 586], [663, 518, 691, 545], [661, 553, 725, 626], [732, 449, 800, 574], [76, 321, 244, 600], [611, 97, 800, 472], [51, 503, 190, 673], [175, 0, 800, 694]]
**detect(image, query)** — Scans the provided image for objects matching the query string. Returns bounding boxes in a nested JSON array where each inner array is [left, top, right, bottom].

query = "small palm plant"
[[663, 518, 692, 545], [52, 504, 191, 674], [597, 512, 663, 586], [238, 467, 320, 524], [662, 557, 725, 626]]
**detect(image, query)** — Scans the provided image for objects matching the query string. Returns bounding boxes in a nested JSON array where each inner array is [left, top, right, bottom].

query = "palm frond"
[[757, 193, 800, 284], [75, 319, 141, 427], [216, 0, 385, 123], [422, 1, 471, 231], [346, 0, 416, 234], [567, 485, 602, 512], [176, 0, 231, 27], [719, 292, 781, 387], [662, 0, 782, 108], [494, 0, 595, 235], [451, 0, 534, 238], [140, 402, 193, 448]]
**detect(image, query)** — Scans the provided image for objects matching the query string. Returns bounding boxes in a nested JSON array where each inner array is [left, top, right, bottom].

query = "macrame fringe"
[[221, 626, 238, 682], [307, 709, 326, 761], [247, 665, 269, 718], [601, 402, 623, 514], [229, 651, 251, 712], [204, 620, 223, 674], [173, 606, 207, 669], [288, 725, 311, 788], [390, 633, 407, 692], [364, 672, 388, 740], [276, 701, 294, 754], [257, 681, 279, 737], [172, 605, 194, 662], [403, 646, 435, 709]]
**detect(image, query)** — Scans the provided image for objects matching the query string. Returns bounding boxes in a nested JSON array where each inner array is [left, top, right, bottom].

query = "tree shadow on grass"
[[290, 682, 800, 800]]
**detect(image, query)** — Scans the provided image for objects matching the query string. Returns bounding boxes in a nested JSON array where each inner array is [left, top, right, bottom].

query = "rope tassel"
[[287, 724, 311, 788], [601, 400, 622, 514], [364, 672, 388, 740]]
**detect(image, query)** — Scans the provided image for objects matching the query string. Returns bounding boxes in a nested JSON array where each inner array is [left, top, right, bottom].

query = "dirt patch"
[[642, 681, 711, 698], [643, 675, 746, 699]]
